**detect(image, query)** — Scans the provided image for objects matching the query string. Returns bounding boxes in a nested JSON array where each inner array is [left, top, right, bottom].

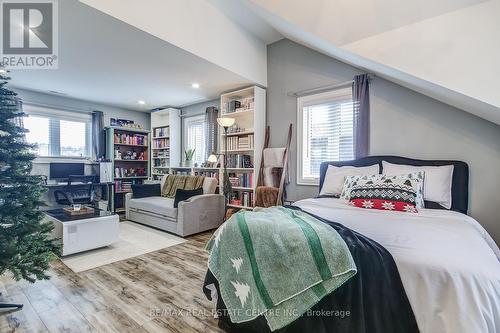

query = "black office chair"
[[54, 175, 97, 206]]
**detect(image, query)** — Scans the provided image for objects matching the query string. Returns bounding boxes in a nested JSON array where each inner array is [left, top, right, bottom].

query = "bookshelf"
[[106, 126, 150, 216], [219, 86, 266, 210], [151, 108, 181, 180]]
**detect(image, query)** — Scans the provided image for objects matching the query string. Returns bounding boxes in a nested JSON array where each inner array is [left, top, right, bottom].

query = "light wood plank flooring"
[[0, 231, 224, 333]]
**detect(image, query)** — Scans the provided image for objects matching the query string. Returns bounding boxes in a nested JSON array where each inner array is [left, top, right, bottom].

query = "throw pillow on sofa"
[[174, 188, 204, 208], [131, 183, 161, 198]]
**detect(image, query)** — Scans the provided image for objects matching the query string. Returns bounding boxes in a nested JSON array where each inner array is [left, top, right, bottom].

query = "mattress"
[[293, 197, 500, 333]]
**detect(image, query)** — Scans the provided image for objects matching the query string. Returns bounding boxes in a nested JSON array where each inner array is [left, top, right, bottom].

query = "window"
[[297, 87, 354, 185], [183, 115, 206, 165], [24, 105, 91, 158]]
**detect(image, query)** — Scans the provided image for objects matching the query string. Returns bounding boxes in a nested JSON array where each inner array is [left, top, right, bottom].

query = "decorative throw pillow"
[[174, 188, 203, 208], [319, 164, 379, 197], [340, 172, 425, 208], [131, 183, 161, 199], [349, 178, 419, 213]]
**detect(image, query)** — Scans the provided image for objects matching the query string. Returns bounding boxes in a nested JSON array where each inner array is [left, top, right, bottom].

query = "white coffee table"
[[45, 208, 119, 256]]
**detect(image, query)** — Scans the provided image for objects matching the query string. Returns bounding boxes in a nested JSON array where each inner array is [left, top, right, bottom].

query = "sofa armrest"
[[177, 194, 225, 236], [125, 192, 133, 219]]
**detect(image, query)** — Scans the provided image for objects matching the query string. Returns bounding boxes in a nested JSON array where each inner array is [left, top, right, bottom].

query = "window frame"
[[182, 114, 206, 165], [296, 87, 354, 186], [24, 104, 92, 160]]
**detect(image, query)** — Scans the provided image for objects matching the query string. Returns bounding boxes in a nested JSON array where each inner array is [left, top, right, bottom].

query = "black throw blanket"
[[203, 207, 419, 333]]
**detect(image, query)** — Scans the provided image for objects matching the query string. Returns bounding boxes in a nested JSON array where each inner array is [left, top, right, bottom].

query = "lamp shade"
[[207, 154, 218, 163], [217, 117, 235, 128]]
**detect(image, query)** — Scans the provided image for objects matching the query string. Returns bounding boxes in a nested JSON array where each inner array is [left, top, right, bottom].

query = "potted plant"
[[184, 148, 195, 167]]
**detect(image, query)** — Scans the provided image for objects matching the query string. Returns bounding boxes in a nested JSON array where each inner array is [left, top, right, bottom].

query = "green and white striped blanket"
[[206, 207, 357, 331]]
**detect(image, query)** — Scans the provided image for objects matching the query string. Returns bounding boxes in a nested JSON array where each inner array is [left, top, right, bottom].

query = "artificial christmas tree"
[[0, 64, 59, 309]]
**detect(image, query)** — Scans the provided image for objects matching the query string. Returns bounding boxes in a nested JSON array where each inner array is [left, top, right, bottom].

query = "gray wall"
[[180, 99, 220, 152], [14, 87, 151, 130], [267, 39, 500, 244], [14, 87, 151, 175]]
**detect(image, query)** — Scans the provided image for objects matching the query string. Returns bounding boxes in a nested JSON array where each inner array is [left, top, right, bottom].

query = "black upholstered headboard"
[[319, 156, 469, 214]]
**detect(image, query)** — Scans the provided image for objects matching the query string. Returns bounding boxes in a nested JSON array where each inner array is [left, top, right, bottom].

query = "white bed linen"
[[294, 198, 500, 333]]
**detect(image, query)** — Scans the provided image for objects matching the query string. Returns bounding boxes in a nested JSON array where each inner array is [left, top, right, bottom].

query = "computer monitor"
[[49, 163, 85, 180]]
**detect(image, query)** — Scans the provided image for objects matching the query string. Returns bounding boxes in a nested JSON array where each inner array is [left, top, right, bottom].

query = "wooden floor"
[[0, 231, 224, 333]]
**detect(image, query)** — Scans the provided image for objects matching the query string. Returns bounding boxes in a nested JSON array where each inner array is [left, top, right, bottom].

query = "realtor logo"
[[0, 0, 58, 69]]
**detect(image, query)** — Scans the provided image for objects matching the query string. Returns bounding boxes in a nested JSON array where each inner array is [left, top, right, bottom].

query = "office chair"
[[53, 175, 97, 206]]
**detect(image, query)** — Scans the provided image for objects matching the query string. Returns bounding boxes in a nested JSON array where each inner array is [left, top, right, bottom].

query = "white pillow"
[[320, 164, 379, 197], [382, 161, 454, 209]]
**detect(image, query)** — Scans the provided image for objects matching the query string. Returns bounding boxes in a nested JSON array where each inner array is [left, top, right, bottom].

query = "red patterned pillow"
[[349, 178, 419, 213]]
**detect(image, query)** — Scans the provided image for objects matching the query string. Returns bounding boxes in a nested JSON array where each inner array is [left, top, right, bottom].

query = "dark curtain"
[[92, 111, 105, 159], [352, 74, 370, 158], [205, 106, 219, 159]]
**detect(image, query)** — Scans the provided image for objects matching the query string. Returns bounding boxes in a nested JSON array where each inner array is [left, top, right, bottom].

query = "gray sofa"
[[125, 176, 224, 237]]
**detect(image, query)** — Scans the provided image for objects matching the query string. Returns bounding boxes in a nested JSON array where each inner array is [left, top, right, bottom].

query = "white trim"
[[296, 87, 353, 186]]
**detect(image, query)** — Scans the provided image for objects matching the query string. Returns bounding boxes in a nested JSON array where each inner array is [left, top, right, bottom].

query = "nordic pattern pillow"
[[340, 172, 425, 208], [349, 178, 419, 213]]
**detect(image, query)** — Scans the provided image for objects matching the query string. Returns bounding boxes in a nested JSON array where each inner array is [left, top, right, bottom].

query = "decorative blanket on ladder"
[[205, 207, 357, 331]]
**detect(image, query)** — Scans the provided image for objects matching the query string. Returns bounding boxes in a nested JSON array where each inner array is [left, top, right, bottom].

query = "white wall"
[[268, 39, 500, 244], [80, 0, 268, 86], [343, 0, 500, 112]]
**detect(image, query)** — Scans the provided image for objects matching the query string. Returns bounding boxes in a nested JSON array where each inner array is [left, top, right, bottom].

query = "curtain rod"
[[23, 100, 93, 114], [179, 111, 205, 118], [287, 74, 374, 98], [287, 80, 353, 97]]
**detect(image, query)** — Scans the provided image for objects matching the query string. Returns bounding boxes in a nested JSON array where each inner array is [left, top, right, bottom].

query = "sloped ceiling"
[[246, 0, 500, 125], [10, 0, 253, 111]]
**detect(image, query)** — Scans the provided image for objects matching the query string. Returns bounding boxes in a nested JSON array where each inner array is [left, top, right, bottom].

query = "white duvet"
[[294, 198, 500, 333]]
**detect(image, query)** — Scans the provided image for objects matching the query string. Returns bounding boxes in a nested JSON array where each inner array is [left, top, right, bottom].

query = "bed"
[[204, 156, 500, 333]]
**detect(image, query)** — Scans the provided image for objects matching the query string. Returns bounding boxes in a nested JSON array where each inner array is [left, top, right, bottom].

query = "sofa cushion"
[[128, 196, 177, 219], [203, 177, 218, 194], [131, 183, 161, 198], [174, 188, 203, 208]]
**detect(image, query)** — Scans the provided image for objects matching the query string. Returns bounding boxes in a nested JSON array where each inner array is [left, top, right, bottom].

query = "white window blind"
[[183, 115, 206, 165], [24, 105, 91, 158], [297, 87, 354, 185]]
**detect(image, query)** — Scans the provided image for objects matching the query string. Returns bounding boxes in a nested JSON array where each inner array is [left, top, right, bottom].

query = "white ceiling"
[[8, 0, 253, 111], [248, 0, 489, 46]]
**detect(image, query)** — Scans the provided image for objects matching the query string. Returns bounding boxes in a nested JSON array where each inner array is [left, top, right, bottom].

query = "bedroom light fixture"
[[207, 154, 219, 163], [217, 117, 235, 128], [191, 83, 200, 89], [137, 100, 146, 105], [214, 116, 236, 218]]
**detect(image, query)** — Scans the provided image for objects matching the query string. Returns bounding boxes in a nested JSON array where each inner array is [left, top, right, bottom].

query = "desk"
[[43, 182, 114, 211]]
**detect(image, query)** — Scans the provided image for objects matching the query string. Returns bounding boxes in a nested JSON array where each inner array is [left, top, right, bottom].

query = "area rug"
[[61, 221, 186, 272]]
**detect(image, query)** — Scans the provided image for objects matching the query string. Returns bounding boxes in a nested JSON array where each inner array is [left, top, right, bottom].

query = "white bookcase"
[[150, 108, 181, 180], [219, 85, 266, 210]]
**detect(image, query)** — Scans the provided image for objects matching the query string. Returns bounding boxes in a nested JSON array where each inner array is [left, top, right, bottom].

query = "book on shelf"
[[229, 191, 254, 208], [153, 127, 170, 138], [226, 135, 254, 151], [226, 154, 253, 168], [114, 167, 146, 178], [153, 138, 170, 148], [228, 173, 253, 188], [114, 133, 147, 145]]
